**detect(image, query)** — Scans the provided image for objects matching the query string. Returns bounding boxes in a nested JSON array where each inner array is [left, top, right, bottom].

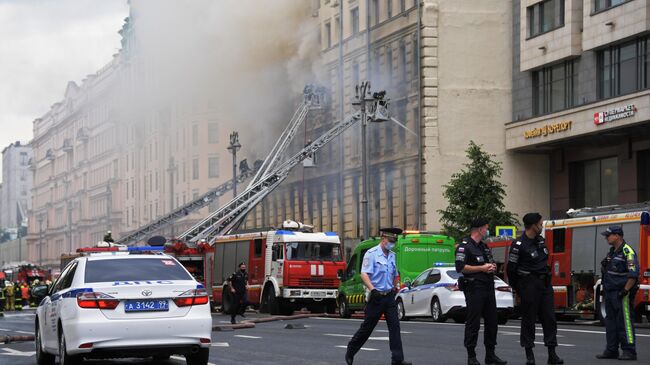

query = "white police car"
[[35, 245, 212, 365], [396, 265, 514, 324]]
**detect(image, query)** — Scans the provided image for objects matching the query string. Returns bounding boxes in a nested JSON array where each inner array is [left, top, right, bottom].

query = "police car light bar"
[[77, 246, 165, 253], [433, 262, 454, 267]]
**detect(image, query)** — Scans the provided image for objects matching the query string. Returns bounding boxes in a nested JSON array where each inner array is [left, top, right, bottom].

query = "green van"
[[336, 231, 456, 318]]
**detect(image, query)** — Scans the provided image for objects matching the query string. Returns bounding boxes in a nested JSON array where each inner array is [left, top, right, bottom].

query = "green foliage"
[[438, 141, 518, 241]]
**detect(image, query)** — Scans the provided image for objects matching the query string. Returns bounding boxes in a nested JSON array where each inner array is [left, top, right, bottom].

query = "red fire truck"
[[212, 221, 345, 315], [488, 206, 650, 323], [162, 239, 215, 298], [2, 263, 50, 284]]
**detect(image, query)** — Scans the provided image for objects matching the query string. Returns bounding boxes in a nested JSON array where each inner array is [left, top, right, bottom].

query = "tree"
[[438, 141, 518, 241]]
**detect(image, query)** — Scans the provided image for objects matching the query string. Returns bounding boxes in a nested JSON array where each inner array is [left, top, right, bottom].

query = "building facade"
[[0, 141, 33, 235], [246, 0, 545, 249], [508, 0, 650, 218]]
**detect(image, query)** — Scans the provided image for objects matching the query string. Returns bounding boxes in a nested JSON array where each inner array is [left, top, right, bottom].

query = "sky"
[[0, 0, 129, 178]]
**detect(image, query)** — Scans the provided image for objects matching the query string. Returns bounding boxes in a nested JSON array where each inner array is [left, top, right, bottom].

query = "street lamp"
[[167, 157, 177, 235], [227, 131, 241, 197]]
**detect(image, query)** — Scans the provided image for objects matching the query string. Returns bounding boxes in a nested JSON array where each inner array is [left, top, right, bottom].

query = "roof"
[[85, 253, 173, 261], [545, 211, 648, 229]]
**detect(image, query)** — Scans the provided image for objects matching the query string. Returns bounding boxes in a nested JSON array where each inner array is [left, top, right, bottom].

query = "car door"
[[46, 262, 78, 348], [413, 269, 441, 315], [404, 269, 430, 316], [42, 263, 72, 349]]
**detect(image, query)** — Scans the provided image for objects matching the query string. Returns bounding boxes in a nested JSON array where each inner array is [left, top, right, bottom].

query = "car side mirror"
[[405, 281, 412, 289], [337, 269, 345, 281]]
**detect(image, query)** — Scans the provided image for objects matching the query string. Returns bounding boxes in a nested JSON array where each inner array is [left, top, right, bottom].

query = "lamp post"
[[167, 157, 177, 235], [227, 132, 241, 198], [38, 214, 44, 266]]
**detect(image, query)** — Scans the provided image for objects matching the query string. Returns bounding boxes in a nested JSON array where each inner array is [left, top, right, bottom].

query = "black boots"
[[468, 348, 480, 365], [547, 347, 564, 364], [485, 349, 508, 365], [344, 351, 354, 365], [525, 347, 535, 365]]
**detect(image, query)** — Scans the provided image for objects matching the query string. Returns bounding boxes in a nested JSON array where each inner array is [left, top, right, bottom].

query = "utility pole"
[[167, 157, 177, 236], [227, 132, 241, 198], [38, 214, 44, 266]]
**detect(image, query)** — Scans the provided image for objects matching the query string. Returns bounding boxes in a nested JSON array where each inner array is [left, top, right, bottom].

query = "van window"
[[346, 254, 357, 277]]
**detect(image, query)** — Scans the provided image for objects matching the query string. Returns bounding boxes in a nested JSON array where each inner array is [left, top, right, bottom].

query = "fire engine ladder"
[[248, 84, 325, 188], [180, 91, 390, 245], [116, 86, 324, 246]]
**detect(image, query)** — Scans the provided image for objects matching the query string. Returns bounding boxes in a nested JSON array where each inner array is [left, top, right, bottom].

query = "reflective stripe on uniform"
[[623, 294, 634, 345]]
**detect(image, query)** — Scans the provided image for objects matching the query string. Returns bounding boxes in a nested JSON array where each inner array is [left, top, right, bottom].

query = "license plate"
[[646, 304, 650, 312], [124, 299, 169, 312], [311, 291, 325, 297]]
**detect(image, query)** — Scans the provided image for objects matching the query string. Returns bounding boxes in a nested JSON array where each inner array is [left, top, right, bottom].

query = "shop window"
[[598, 36, 650, 99], [527, 0, 565, 38], [637, 149, 650, 201], [533, 60, 577, 116], [570, 157, 618, 208]]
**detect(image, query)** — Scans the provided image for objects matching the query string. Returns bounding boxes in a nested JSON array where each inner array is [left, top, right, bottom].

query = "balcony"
[[62, 138, 73, 152], [76, 127, 89, 142], [45, 149, 55, 161]]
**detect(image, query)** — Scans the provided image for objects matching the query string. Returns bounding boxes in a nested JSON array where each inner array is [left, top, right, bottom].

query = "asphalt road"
[[2, 310, 650, 365]]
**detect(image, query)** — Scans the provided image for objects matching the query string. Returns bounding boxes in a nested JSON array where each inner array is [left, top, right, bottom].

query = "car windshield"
[[84, 258, 193, 283], [446, 270, 463, 280], [285, 242, 341, 261]]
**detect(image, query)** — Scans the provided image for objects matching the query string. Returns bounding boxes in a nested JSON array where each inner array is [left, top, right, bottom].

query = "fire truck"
[[1, 263, 50, 284], [488, 204, 650, 323], [213, 221, 345, 315], [162, 239, 215, 295]]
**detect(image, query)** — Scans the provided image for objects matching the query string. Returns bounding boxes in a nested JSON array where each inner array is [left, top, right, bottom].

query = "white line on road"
[[14, 331, 34, 335], [211, 342, 230, 347], [377, 329, 412, 334], [324, 334, 389, 341], [499, 331, 564, 338], [335, 345, 378, 351], [234, 335, 262, 339], [170, 355, 216, 365], [534, 341, 575, 347], [0, 348, 35, 357]]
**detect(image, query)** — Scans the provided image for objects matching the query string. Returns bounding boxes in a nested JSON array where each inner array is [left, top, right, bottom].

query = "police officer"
[[227, 262, 248, 325], [456, 218, 507, 365], [507, 213, 563, 365], [346, 228, 411, 365], [596, 226, 639, 361]]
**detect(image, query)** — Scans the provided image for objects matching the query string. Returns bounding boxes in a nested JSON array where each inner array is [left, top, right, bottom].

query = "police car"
[[396, 265, 514, 324], [35, 244, 212, 365]]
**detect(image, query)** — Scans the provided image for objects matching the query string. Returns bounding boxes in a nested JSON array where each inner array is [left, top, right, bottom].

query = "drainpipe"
[[416, 0, 423, 230]]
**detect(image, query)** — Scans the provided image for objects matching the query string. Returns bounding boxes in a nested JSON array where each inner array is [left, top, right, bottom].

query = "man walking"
[[507, 213, 563, 364], [596, 226, 639, 361], [227, 262, 249, 324], [346, 228, 411, 365], [456, 218, 507, 365]]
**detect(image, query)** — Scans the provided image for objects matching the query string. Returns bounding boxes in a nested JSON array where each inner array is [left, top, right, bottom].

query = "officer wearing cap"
[[507, 213, 563, 365], [596, 225, 639, 361], [346, 228, 411, 365], [455, 218, 507, 365]]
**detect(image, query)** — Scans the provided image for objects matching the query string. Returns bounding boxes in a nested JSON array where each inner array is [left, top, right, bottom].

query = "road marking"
[[377, 329, 412, 334], [0, 348, 36, 357], [534, 341, 575, 347], [500, 331, 564, 338], [171, 355, 216, 365], [324, 334, 388, 341], [211, 342, 230, 347], [14, 331, 34, 335], [335, 345, 378, 351], [234, 335, 262, 339]]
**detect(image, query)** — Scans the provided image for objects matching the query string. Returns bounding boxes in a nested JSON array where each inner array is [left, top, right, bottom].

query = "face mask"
[[482, 230, 489, 240], [240, 269, 246, 273], [386, 242, 395, 250]]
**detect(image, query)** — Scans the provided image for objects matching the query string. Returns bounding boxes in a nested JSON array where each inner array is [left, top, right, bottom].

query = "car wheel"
[[396, 298, 409, 321], [185, 348, 209, 365], [431, 297, 446, 322], [58, 330, 81, 365], [35, 321, 55, 365], [266, 287, 280, 315], [338, 296, 351, 318]]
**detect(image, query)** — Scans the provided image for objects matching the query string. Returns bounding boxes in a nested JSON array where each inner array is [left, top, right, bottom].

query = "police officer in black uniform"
[[507, 213, 563, 365], [596, 226, 639, 361], [227, 262, 249, 325], [456, 218, 507, 365]]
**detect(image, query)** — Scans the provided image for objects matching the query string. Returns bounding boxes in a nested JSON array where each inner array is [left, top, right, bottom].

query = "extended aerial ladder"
[[179, 90, 390, 244], [117, 85, 325, 246]]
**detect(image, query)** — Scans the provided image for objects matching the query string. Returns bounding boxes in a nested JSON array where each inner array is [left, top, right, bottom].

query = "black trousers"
[[604, 289, 636, 355], [347, 294, 404, 362], [231, 291, 248, 320], [464, 284, 498, 352], [518, 275, 558, 348]]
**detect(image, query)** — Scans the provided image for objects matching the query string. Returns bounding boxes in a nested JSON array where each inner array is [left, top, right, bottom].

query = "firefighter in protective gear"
[[104, 230, 114, 243], [596, 226, 639, 361], [455, 218, 507, 365], [0, 281, 5, 312], [507, 213, 563, 365], [5, 282, 15, 311], [13, 282, 22, 311]]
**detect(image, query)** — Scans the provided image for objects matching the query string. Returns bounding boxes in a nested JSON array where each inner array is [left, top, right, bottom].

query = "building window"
[[208, 157, 219, 178], [594, 0, 630, 12], [598, 36, 650, 100], [351, 7, 359, 35], [20, 152, 28, 165], [570, 157, 618, 208], [192, 124, 198, 145], [193, 158, 199, 180], [400, 0, 406, 13], [324, 21, 332, 48], [533, 60, 577, 115], [208, 123, 219, 144], [527, 0, 565, 38], [387, 0, 393, 18], [372, 0, 380, 25], [352, 62, 360, 88]]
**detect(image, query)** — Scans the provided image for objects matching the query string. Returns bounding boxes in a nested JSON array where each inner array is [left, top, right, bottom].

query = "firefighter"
[[104, 230, 114, 243], [596, 225, 639, 361], [0, 280, 5, 312], [5, 281, 15, 311], [456, 218, 507, 365], [227, 262, 249, 325], [13, 282, 22, 311], [346, 228, 411, 365], [507, 213, 563, 365], [21, 282, 29, 308]]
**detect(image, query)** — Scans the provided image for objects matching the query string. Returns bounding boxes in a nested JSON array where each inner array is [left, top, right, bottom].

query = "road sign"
[[496, 226, 517, 237]]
